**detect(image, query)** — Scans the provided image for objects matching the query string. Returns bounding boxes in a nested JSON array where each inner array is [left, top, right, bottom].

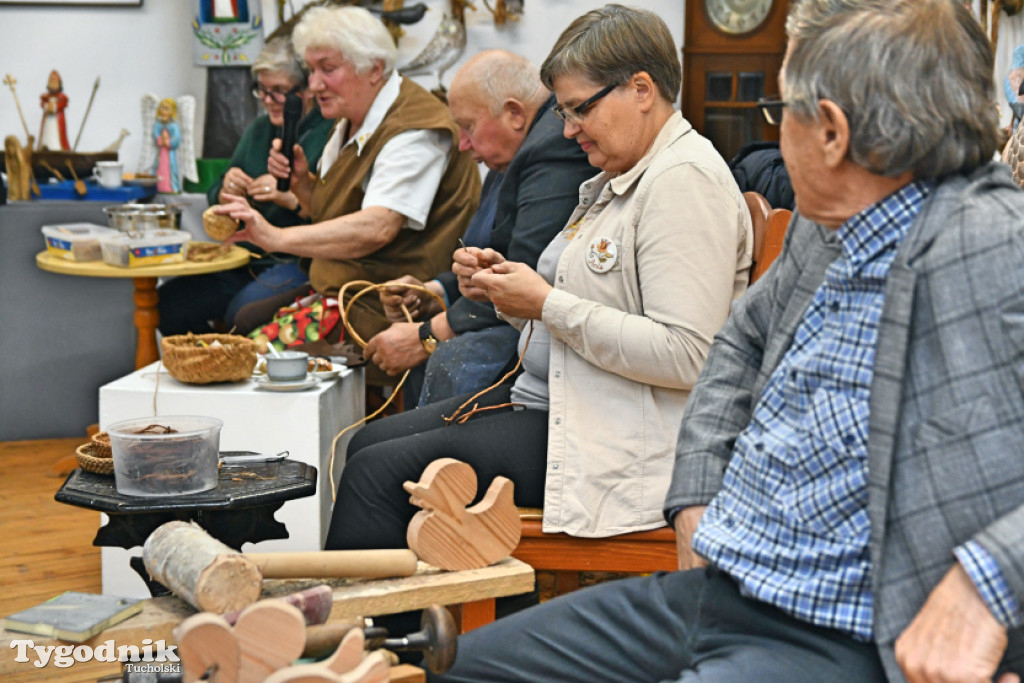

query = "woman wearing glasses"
[[326, 5, 751, 556], [157, 37, 333, 336]]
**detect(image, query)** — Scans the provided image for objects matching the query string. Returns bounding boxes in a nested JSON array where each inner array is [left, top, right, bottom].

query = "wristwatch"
[[418, 320, 439, 355]]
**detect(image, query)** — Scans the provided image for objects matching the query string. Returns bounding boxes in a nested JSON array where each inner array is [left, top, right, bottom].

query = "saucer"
[[254, 375, 320, 392], [313, 364, 342, 381]]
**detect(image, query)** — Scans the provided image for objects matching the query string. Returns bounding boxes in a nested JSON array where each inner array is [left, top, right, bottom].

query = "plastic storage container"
[[107, 415, 222, 497], [99, 230, 191, 267], [41, 223, 119, 262]]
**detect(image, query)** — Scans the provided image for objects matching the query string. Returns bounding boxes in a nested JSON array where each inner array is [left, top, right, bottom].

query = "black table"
[[55, 459, 317, 595]]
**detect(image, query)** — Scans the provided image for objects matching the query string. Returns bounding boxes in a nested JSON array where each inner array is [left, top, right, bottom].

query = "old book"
[[3, 591, 143, 643]]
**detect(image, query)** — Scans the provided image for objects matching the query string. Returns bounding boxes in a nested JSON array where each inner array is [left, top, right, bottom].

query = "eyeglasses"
[[251, 84, 295, 103], [552, 83, 619, 125], [757, 97, 788, 126]]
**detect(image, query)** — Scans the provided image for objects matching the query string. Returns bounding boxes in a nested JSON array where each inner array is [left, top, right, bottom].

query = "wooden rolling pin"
[[143, 521, 418, 614]]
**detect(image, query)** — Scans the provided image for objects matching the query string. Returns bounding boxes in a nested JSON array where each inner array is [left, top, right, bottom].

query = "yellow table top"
[[36, 244, 250, 278]]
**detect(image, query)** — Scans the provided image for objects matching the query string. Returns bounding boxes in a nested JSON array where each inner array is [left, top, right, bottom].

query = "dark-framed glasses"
[[251, 83, 294, 103], [757, 97, 788, 126], [552, 82, 620, 125]]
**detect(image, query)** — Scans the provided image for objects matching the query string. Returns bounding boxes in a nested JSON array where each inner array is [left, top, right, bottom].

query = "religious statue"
[[139, 94, 198, 194], [38, 69, 69, 151]]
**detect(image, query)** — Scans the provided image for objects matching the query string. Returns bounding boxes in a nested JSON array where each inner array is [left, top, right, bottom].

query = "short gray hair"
[[454, 50, 547, 116], [292, 5, 397, 78], [785, 0, 999, 179], [252, 37, 306, 87], [540, 4, 680, 103]]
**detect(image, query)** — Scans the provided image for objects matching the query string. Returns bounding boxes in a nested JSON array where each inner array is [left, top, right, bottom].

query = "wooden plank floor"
[[0, 437, 101, 620]]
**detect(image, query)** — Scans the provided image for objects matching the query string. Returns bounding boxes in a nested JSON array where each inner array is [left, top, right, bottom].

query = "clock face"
[[704, 0, 773, 35]]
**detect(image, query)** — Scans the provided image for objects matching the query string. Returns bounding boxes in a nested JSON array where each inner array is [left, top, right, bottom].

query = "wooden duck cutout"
[[176, 601, 306, 683], [175, 601, 387, 683], [404, 458, 521, 571], [264, 629, 390, 683]]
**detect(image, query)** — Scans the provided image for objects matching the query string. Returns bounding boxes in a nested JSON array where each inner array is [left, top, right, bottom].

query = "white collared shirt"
[[318, 71, 451, 230]]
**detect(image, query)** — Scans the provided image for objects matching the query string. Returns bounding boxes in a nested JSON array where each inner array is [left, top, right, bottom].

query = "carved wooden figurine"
[[175, 601, 389, 683], [404, 458, 521, 571]]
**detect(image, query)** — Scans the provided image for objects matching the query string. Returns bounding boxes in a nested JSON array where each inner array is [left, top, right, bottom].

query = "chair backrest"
[[750, 207, 792, 284], [743, 191, 771, 269]]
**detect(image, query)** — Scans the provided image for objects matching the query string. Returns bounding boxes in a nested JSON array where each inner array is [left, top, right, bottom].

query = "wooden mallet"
[[142, 521, 418, 614]]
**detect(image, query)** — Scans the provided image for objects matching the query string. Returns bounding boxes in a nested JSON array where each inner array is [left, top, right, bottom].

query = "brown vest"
[[307, 77, 480, 343]]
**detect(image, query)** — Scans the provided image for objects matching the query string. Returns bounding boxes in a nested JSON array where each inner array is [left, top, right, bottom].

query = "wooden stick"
[[73, 76, 100, 152], [246, 550, 418, 579], [2, 74, 32, 142]]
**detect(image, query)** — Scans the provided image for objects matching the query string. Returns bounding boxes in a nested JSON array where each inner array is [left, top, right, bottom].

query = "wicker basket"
[[90, 430, 112, 458], [161, 333, 258, 384], [76, 442, 114, 475]]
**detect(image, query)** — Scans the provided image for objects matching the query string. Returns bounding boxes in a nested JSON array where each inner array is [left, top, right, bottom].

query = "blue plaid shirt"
[[692, 181, 1022, 639]]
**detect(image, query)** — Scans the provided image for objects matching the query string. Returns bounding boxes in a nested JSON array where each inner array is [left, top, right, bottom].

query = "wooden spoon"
[[40, 159, 64, 181], [65, 160, 86, 196]]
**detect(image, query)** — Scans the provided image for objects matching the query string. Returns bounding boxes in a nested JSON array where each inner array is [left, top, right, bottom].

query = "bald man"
[[363, 50, 595, 406]]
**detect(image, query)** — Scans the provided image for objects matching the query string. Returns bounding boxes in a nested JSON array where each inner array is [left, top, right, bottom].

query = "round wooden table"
[[36, 245, 251, 369]]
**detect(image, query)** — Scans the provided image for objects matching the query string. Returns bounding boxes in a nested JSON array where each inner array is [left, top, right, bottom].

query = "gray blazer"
[[664, 162, 1024, 680]]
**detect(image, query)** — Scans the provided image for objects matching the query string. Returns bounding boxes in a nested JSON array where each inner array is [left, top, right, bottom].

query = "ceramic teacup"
[[265, 350, 309, 382], [94, 161, 124, 189]]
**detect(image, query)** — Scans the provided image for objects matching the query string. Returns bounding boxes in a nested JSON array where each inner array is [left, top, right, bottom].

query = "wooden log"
[[143, 521, 262, 614]]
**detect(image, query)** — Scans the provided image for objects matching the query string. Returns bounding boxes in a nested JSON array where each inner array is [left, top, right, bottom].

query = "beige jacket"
[[540, 112, 752, 536]]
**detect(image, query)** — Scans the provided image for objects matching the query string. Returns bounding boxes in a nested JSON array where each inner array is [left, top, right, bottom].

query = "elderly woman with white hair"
[[158, 36, 333, 336], [218, 6, 480, 357]]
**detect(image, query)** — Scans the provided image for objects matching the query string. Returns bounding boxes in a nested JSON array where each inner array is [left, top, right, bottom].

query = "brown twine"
[[328, 280, 446, 501], [152, 360, 162, 417], [442, 320, 532, 425]]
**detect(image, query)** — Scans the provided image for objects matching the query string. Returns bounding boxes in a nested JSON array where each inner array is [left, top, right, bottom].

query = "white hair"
[[292, 5, 397, 77]]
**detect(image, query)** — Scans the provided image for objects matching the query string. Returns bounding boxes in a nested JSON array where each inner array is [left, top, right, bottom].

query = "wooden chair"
[[751, 207, 792, 283], [744, 191, 771, 274], [512, 509, 677, 595], [510, 193, 787, 598]]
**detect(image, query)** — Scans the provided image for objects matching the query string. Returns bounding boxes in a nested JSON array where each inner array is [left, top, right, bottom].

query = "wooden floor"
[[0, 437, 102, 620]]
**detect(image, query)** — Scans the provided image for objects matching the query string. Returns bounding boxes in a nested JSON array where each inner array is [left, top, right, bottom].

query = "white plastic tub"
[[41, 223, 119, 262], [99, 229, 191, 267]]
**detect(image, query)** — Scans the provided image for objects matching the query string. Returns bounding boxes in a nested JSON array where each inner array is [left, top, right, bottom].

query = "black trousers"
[[325, 384, 549, 551], [426, 567, 887, 683]]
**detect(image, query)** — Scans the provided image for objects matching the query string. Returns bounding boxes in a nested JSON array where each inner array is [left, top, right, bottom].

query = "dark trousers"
[[325, 384, 549, 551], [427, 567, 887, 683], [157, 263, 307, 335]]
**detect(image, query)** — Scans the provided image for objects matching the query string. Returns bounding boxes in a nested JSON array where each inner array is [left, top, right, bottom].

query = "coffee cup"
[[93, 161, 124, 189], [265, 350, 309, 382]]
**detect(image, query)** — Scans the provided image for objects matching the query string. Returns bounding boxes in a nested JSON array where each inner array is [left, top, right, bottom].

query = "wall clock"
[[682, 0, 788, 161], [704, 0, 774, 35]]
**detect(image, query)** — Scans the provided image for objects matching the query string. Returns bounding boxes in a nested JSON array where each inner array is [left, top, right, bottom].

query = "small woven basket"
[[76, 442, 114, 475], [90, 430, 112, 458], [161, 333, 258, 384]]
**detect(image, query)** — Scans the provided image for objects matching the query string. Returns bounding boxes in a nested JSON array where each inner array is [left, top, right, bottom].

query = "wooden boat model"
[[12, 149, 119, 181]]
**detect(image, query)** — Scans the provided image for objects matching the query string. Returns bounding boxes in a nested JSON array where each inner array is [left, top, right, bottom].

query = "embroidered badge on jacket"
[[586, 237, 617, 273]]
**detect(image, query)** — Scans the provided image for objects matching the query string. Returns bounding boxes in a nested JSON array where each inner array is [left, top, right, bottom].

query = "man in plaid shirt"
[[428, 1, 1024, 682]]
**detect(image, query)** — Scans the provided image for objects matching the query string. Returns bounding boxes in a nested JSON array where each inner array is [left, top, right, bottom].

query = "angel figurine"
[[138, 93, 198, 194]]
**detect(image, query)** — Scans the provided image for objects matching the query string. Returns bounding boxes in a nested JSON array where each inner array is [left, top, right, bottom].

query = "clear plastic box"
[[107, 415, 222, 497], [99, 229, 191, 267], [41, 223, 119, 262]]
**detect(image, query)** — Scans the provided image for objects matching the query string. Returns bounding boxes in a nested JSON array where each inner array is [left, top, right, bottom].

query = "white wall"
[[2, 2, 208, 172], [0, 0, 683, 171]]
